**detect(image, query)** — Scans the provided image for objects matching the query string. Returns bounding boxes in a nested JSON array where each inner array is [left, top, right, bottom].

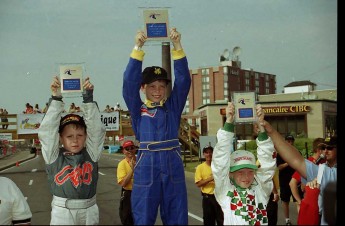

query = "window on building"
[[255, 73, 259, 79], [265, 74, 269, 80], [223, 67, 228, 74], [224, 75, 228, 82], [265, 115, 306, 138], [202, 68, 209, 75], [245, 71, 249, 78]]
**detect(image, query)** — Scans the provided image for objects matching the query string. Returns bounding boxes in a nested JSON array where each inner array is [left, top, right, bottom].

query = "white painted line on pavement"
[[99, 172, 105, 175], [31, 169, 37, 172], [188, 212, 203, 222], [29, 180, 33, 185]]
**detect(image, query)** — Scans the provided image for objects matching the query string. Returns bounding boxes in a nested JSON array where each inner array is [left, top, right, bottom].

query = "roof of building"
[[284, 80, 316, 87]]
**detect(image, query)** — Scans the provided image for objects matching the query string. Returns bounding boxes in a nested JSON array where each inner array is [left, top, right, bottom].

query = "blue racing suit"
[[123, 48, 191, 225]]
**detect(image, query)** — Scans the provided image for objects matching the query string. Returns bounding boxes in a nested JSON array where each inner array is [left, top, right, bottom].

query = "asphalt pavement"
[[1, 149, 297, 225], [0, 149, 36, 171]]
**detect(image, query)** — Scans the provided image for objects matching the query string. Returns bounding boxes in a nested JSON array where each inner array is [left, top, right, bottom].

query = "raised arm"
[[38, 76, 64, 164], [211, 102, 235, 201], [82, 77, 106, 162], [261, 120, 306, 178]]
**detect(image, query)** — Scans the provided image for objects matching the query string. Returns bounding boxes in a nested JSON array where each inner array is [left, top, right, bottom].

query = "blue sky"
[[0, 0, 337, 113]]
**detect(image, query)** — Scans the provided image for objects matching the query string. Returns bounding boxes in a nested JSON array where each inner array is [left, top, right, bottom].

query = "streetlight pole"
[[162, 41, 172, 96]]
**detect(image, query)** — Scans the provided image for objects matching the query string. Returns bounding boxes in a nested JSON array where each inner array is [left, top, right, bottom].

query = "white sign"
[[0, 133, 12, 141], [101, 112, 120, 131], [199, 136, 217, 159], [17, 114, 44, 134]]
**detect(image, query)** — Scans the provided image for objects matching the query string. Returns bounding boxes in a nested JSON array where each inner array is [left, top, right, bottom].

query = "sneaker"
[[286, 220, 292, 225]]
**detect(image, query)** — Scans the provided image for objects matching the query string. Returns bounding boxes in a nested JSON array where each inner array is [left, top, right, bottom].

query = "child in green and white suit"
[[211, 102, 276, 225]]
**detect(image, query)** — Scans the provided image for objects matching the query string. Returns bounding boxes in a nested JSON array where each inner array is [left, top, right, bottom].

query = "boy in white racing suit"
[[38, 76, 105, 225]]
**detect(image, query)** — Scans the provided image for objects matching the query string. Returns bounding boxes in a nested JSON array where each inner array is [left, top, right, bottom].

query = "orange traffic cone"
[[16, 161, 19, 167]]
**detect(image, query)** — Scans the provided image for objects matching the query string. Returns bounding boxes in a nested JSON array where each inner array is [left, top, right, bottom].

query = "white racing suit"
[[38, 100, 105, 225], [211, 126, 276, 225]]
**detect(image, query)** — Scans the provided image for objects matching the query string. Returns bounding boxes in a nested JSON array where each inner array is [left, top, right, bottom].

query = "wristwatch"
[[134, 45, 141, 51]]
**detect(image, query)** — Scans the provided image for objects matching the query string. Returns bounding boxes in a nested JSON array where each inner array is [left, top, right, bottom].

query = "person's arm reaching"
[[260, 120, 306, 178]]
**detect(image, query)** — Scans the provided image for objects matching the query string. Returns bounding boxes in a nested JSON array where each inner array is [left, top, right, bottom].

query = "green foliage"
[[236, 138, 315, 159]]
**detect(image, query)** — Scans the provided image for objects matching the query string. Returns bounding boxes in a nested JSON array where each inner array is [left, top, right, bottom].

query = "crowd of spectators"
[[0, 108, 9, 129], [2, 102, 124, 117], [103, 103, 122, 113]]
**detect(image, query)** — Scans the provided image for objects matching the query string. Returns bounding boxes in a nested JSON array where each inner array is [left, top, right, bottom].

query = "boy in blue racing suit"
[[122, 28, 191, 225]]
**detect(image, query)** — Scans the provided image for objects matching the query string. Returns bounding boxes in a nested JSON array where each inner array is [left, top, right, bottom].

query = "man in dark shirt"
[[277, 134, 300, 225]]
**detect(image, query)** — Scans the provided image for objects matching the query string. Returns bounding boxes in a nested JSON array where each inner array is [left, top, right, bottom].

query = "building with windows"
[[186, 87, 336, 140], [182, 53, 336, 139], [184, 59, 276, 135]]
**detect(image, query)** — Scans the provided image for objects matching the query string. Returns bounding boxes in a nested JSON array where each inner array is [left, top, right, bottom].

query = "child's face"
[[230, 168, 255, 189], [122, 146, 136, 159], [59, 124, 87, 153], [203, 150, 213, 162], [141, 80, 167, 102]]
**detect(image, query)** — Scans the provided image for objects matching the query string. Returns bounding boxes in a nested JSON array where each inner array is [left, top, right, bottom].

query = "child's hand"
[[83, 77, 94, 91], [51, 76, 61, 97], [135, 30, 147, 48], [260, 120, 274, 134], [225, 102, 235, 123], [256, 104, 265, 132], [306, 178, 320, 189], [170, 27, 182, 50], [130, 157, 136, 169]]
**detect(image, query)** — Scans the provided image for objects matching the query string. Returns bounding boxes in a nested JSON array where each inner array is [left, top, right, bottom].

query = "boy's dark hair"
[[59, 114, 86, 133], [202, 145, 213, 153]]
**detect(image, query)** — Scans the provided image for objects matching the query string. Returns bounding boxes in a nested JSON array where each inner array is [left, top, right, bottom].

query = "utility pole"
[[162, 41, 172, 96]]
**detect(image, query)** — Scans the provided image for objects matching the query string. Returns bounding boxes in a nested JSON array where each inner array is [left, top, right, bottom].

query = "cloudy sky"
[[0, 0, 337, 113]]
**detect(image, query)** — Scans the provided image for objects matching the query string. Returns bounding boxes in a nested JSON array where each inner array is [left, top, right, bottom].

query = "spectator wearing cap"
[[276, 134, 300, 225], [117, 140, 137, 225], [261, 120, 337, 225], [195, 145, 224, 225], [38, 76, 106, 225], [122, 28, 191, 225], [211, 102, 276, 225]]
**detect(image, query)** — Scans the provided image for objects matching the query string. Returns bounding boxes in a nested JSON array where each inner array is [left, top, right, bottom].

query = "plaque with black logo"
[[59, 63, 84, 97], [232, 91, 256, 123]]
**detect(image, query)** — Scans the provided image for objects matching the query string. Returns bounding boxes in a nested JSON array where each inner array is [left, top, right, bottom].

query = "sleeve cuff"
[[83, 89, 94, 103], [51, 95, 63, 101], [130, 49, 145, 61], [223, 122, 234, 132], [257, 132, 268, 141], [172, 49, 186, 60]]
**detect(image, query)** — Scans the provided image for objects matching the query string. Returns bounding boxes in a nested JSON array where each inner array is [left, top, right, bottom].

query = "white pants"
[[50, 203, 99, 225]]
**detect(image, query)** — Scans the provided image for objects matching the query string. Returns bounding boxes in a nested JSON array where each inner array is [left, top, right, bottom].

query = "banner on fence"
[[17, 111, 120, 134]]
